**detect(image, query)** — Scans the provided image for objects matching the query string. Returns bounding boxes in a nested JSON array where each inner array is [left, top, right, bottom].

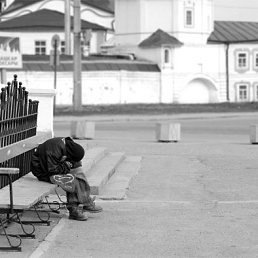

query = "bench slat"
[[0, 131, 52, 163], [0, 173, 57, 209], [0, 168, 19, 175]]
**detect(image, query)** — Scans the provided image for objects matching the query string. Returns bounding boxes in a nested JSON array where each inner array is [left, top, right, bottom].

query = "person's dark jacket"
[[31, 137, 71, 182]]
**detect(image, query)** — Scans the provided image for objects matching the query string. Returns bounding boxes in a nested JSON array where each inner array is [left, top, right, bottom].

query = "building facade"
[[0, 0, 114, 55], [1, 0, 258, 105], [111, 0, 258, 103]]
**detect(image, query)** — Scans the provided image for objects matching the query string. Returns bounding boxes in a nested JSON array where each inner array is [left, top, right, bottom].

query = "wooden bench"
[[0, 132, 55, 251]]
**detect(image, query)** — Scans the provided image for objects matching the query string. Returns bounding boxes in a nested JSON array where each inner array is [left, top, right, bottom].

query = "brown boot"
[[83, 196, 103, 213], [68, 205, 88, 221]]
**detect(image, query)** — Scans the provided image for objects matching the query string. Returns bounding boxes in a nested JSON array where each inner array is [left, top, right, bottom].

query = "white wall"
[[28, 88, 56, 136], [174, 44, 225, 74], [7, 69, 161, 105], [140, 0, 173, 39], [115, 0, 141, 45]]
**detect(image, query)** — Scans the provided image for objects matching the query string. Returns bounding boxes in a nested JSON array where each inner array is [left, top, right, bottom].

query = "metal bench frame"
[[0, 133, 54, 252], [0, 75, 59, 252]]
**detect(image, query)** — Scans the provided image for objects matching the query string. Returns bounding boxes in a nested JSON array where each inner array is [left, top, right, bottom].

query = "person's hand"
[[65, 161, 73, 169], [61, 155, 67, 162]]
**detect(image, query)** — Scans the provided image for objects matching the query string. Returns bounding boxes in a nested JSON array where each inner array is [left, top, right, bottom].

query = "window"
[[236, 83, 250, 102], [35, 41, 46, 55], [185, 9, 194, 27], [164, 49, 170, 64], [255, 53, 258, 67], [186, 10, 192, 25], [61, 41, 65, 54], [253, 51, 258, 71], [238, 53, 247, 68], [250, 82, 258, 101], [235, 50, 249, 72], [162, 47, 172, 68], [239, 85, 248, 101], [253, 83, 258, 101], [81, 40, 85, 52]]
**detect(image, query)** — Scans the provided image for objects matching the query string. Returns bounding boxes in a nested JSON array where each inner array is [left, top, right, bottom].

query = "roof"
[[2, 0, 114, 15], [14, 54, 160, 72], [81, 0, 114, 13], [208, 21, 258, 44], [0, 9, 108, 32], [139, 29, 183, 48]]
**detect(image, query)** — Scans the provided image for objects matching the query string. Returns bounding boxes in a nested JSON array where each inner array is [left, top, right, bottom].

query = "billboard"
[[0, 37, 22, 68]]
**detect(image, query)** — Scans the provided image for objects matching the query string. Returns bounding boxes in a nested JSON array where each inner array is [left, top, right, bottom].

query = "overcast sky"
[[214, 0, 258, 22]]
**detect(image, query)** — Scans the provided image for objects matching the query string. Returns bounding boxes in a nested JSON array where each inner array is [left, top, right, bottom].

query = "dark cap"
[[65, 137, 85, 162]]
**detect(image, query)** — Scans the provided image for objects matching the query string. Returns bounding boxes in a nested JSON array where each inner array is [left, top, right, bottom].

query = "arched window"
[[164, 49, 170, 64]]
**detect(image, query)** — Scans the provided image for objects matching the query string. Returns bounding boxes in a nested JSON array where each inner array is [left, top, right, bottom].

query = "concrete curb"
[[99, 156, 142, 200], [54, 112, 258, 122], [88, 152, 125, 195], [29, 218, 66, 258]]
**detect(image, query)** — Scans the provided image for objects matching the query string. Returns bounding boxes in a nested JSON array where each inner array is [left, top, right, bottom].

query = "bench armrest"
[[0, 168, 19, 175]]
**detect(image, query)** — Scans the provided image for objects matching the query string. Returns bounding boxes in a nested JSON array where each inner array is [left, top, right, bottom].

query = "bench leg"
[[22, 206, 51, 226], [40, 191, 67, 214], [44, 195, 62, 214], [54, 189, 67, 204], [11, 212, 36, 238], [0, 216, 22, 252]]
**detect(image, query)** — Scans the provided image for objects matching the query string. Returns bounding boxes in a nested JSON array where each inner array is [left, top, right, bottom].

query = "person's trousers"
[[50, 167, 91, 208]]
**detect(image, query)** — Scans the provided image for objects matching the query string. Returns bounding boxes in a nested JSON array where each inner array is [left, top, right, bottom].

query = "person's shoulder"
[[42, 137, 65, 149], [46, 137, 64, 143]]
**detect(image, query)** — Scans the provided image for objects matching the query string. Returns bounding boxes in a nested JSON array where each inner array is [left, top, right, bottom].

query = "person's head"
[[65, 137, 85, 162]]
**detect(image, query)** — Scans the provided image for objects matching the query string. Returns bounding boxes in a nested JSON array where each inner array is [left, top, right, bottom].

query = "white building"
[[111, 0, 258, 103], [1, 0, 258, 104], [0, 0, 115, 55], [0, 8, 109, 55]]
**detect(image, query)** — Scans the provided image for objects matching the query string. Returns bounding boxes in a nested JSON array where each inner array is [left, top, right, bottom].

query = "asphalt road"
[[4, 112, 257, 258], [3, 113, 258, 258], [48, 113, 258, 258]]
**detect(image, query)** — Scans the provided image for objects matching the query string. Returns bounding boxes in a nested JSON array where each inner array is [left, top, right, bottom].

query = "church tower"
[[114, 0, 214, 47], [171, 0, 214, 45]]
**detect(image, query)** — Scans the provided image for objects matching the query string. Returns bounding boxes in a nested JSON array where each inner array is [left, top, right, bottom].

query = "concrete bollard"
[[70, 121, 95, 139], [250, 124, 258, 144], [155, 122, 181, 142]]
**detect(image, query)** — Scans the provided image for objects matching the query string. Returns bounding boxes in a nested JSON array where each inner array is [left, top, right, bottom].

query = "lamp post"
[[73, 0, 82, 111]]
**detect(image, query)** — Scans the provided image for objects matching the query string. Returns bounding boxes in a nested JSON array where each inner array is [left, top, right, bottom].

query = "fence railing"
[[0, 75, 39, 189]]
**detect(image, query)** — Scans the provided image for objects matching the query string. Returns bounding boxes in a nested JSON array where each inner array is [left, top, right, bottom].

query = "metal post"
[[53, 40, 57, 115], [73, 0, 82, 111], [0, 69, 6, 84], [0, 13, 6, 85], [64, 0, 71, 55], [225, 43, 230, 102]]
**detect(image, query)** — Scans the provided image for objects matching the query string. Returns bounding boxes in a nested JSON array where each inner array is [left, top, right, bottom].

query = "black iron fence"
[[0, 75, 39, 189]]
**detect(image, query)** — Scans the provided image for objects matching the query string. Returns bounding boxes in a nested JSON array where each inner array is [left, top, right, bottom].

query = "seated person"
[[30, 137, 102, 221]]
